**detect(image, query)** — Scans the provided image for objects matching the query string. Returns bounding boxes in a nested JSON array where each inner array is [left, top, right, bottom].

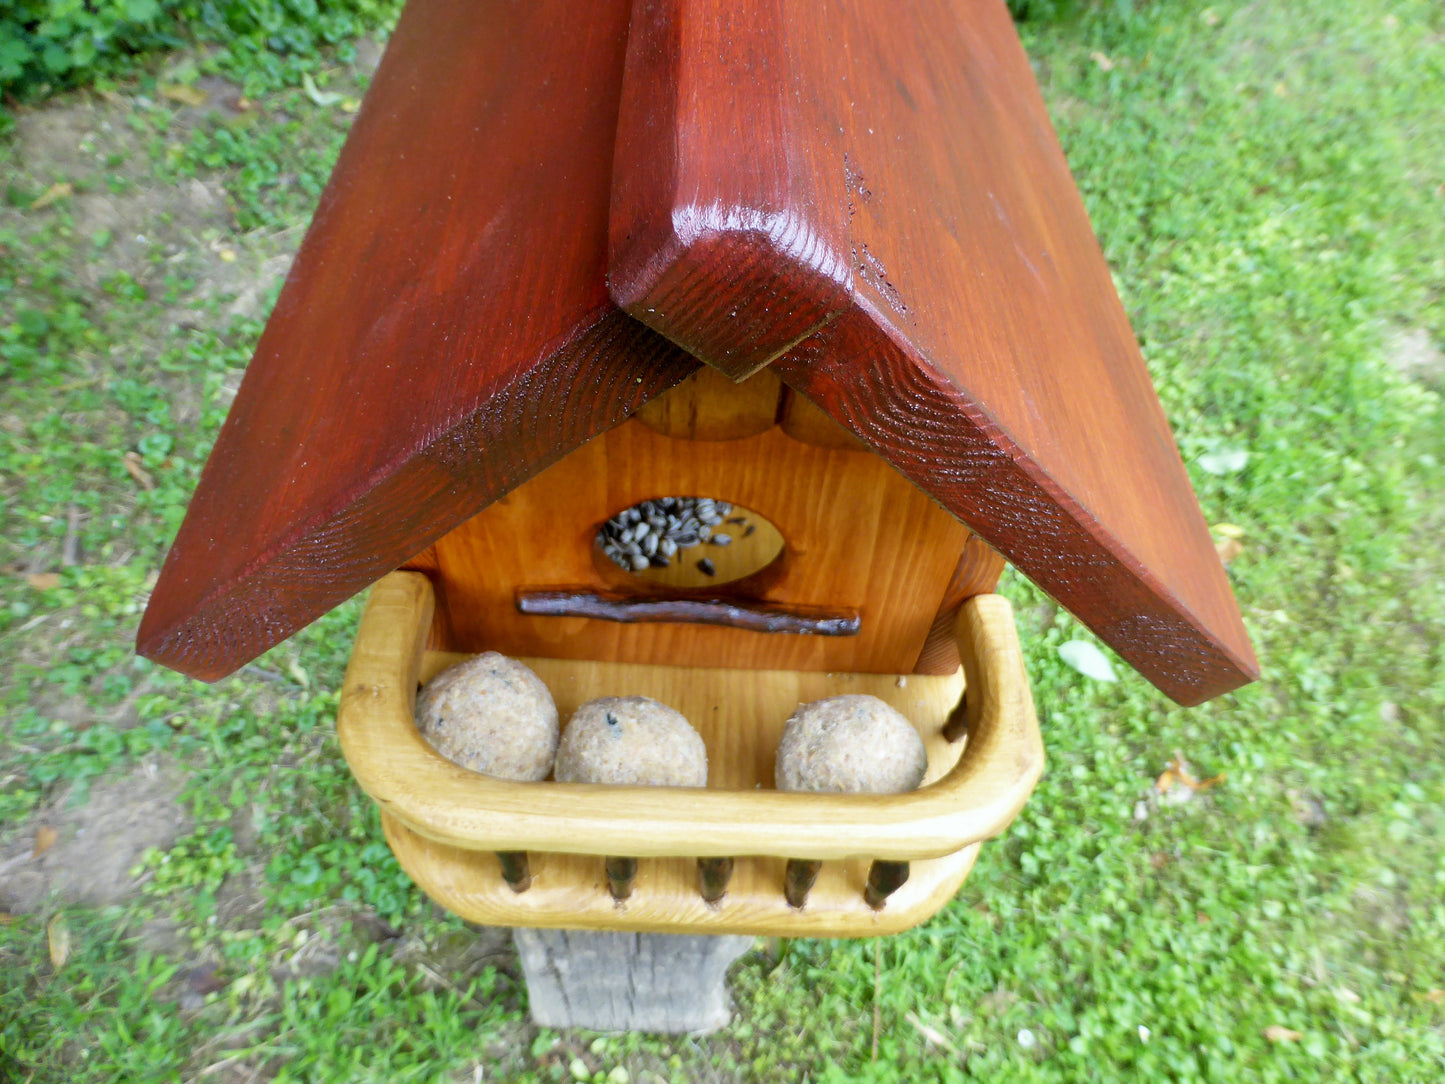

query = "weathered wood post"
[[513, 931, 752, 1033]]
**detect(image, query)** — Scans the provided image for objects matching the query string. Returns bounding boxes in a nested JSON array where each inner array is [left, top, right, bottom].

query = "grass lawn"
[[2, 0, 1443, 1080]]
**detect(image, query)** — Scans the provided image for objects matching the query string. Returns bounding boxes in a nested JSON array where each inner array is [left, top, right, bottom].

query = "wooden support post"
[[784, 859, 822, 909], [497, 851, 531, 893], [513, 929, 753, 1033], [864, 860, 911, 910], [605, 856, 638, 901], [940, 694, 970, 744], [697, 857, 734, 904]]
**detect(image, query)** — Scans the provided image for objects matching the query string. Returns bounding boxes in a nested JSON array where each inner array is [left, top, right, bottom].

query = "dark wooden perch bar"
[[516, 589, 860, 636]]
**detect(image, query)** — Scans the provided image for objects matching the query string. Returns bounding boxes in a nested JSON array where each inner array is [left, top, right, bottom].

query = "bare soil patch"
[[0, 757, 191, 912]]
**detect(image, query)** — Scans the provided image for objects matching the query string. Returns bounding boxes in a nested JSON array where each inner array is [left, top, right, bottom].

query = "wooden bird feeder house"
[[137, 0, 1258, 941]]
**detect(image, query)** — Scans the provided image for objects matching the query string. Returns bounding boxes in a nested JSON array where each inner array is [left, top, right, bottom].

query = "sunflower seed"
[[709, 534, 732, 546], [696, 558, 716, 576]]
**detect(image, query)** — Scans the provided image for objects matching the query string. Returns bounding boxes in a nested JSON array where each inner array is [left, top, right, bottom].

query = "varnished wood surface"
[[137, 0, 697, 680], [337, 572, 1043, 863], [632, 365, 784, 441], [609, 0, 851, 380], [428, 419, 971, 675], [778, 387, 868, 452], [915, 535, 1008, 676], [383, 815, 980, 937], [608, 0, 1258, 704]]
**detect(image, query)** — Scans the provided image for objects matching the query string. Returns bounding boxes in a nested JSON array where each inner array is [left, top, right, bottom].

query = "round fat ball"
[[555, 696, 707, 787], [415, 652, 558, 781], [775, 694, 927, 794]]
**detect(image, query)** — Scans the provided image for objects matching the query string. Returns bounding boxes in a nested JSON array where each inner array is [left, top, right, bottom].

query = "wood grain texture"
[[342, 572, 1032, 934], [778, 386, 868, 452], [608, 0, 1258, 704], [513, 929, 751, 1032], [609, 0, 852, 379], [914, 534, 1008, 676], [337, 572, 1042, 863], [428, 418, 971, 674], [386, 816, 980, 937], [136, 0, 697, 681], [633, 365, 784, 441]]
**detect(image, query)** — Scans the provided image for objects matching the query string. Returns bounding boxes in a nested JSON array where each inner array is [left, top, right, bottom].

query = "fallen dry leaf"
[[906, 1012, 961, 1057], [1426, 989, 1445, 1004], [25, 572, 61, 591], [1264, 1026, 1303, 1043], [161, 83, 209, 106], [1090, 50, 1115, 72], [122, 451, 156, 490], [30, 182, 73, 211], [48, 914, 72, 969], [33, 825, 58, 858], [1215, 536, 1245, 564], [1156, 753, 1225, 794]]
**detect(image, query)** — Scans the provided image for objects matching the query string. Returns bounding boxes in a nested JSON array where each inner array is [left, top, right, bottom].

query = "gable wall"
[[411, 373, 986, 674]]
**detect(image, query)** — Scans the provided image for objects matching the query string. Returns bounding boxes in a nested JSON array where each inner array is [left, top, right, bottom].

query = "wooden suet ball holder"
[[136, 0, 1257, 945], [339, 570, 1041, 937]]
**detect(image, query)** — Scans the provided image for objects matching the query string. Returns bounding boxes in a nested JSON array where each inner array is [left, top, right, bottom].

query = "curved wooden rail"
[[338, 572, 1042, 862]]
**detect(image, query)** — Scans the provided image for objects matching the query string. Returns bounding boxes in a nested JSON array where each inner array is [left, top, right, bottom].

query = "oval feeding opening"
[[597, 497, 784, 589]]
